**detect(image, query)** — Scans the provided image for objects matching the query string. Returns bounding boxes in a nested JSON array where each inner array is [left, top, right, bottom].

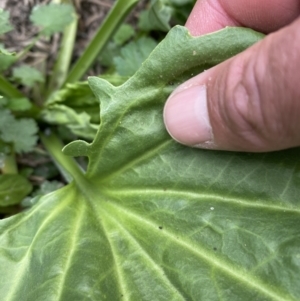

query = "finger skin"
[[186, 0, 300, 35], [208, 18, 300, 151], [165, 18, 300, 152], [164, 0, 300, 151]]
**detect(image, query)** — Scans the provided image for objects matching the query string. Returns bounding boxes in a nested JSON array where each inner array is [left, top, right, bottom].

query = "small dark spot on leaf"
[[159, 226, 163, 230], [213, 247, 217, 251], [163, 188, 167, 191]]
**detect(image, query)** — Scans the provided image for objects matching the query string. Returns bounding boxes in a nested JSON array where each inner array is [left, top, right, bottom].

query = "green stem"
[[2, 153, 18, 174], [0, 74, 24, 98], [46, 2, 78, 96], [40, 131, 84, 184], [64, 0, 139, 84]]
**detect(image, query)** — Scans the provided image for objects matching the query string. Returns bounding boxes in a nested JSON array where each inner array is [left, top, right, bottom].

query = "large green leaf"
[[1, 26, 300, 300]]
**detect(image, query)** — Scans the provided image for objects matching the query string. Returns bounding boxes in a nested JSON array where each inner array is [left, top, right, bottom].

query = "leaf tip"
[[168, 25, 190, 37], [88, 76, 116, 102], [63, 140, 90, 157]]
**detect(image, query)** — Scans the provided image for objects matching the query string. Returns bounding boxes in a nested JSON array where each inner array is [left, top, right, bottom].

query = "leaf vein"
[[102, 208, 187, 301], [102, 200, 296, 301]]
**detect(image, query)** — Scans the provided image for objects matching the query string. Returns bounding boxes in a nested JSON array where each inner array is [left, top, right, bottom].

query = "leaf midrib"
[[88, 84, 168, 177], [74, 182, 125, 300], [96, 139, 172, 183]]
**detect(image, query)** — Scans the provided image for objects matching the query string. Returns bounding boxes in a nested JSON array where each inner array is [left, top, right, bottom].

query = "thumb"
[[164, 18, 300, 152]]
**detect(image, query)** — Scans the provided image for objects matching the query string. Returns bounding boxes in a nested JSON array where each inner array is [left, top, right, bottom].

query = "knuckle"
[[221, 54, 269, 149], [210, 19, 300, 151]]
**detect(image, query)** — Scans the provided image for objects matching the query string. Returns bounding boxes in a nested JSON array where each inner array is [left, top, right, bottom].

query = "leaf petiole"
[[40, 131, 85, 184]]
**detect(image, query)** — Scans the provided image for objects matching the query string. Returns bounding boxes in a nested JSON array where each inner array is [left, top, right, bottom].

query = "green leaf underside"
[[1, 26, 300, 301]]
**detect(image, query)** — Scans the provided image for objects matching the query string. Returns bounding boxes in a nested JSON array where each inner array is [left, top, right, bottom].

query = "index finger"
[[186, 0, 300, 36]]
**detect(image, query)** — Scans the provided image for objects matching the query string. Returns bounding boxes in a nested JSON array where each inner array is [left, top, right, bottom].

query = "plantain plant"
[[0, 0, 299, 300]]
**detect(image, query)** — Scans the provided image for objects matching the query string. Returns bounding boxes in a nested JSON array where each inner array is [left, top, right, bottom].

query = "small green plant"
[[0, 1, 299, 300]]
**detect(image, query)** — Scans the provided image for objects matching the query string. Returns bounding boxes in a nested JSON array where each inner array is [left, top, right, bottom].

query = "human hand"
[[163, 0, 300, 152]]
